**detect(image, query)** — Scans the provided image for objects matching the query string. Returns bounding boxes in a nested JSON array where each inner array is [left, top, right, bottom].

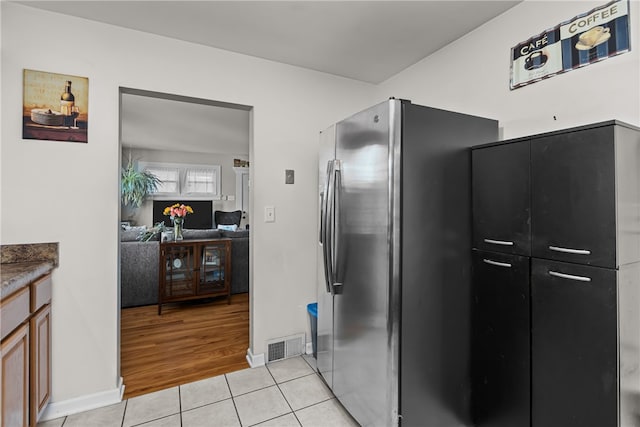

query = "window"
[[185, 168, 217, 194], [144, 166, 179, 194], [140, 162, 221, 199]]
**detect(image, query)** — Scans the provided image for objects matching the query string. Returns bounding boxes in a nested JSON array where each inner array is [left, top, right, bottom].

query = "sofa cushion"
[[121, 226, 147, 242], [220, 230, 249, 239], [182, 229, 223, 240]]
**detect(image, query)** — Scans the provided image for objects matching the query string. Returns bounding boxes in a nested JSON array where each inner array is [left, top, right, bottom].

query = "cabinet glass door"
[[163, 245, 195, 297], [531, 259, 617, 427], [531, 126, 616, 268], [199, 244, 226, 294], [472, 140, 531, 256]]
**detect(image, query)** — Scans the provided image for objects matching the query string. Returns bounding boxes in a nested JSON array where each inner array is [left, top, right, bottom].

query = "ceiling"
[[17, 1, 521, 153], [18, 0, 521, 84], [120, 89, 252, 154]]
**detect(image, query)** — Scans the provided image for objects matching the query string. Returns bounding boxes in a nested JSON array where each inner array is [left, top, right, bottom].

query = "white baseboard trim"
[[40, 377, 125, 421], [246, 348, 265, 367]]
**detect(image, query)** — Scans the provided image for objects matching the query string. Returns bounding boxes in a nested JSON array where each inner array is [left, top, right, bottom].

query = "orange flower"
[[164, 203, 194, 218]]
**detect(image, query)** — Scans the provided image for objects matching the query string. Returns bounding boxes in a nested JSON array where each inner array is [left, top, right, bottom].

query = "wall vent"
[[266, 333, 306, 363]]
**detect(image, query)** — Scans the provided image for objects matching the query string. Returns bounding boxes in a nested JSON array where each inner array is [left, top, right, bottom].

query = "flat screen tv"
[[152, 200, 213, 229]]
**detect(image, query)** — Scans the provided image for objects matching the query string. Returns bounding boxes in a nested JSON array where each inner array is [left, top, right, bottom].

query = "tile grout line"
[[178, 385, 183, 427], [121, 398, 129, 427], [224, 372, 243, 426], [265, 360, 303, 427]]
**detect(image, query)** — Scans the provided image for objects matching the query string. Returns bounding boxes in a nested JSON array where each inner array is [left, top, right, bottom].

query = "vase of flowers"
[[163, 203, 193, 240]]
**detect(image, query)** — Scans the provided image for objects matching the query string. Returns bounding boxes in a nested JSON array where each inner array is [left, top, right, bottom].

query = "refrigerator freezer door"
[[332, 100, 399, 426], [317, 125, 336, 388]]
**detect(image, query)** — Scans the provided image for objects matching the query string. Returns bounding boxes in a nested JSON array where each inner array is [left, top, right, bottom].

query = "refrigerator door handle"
[[332, 162, 343, 293], [549, 270, 592, 282], [323, 160, 336, 294]]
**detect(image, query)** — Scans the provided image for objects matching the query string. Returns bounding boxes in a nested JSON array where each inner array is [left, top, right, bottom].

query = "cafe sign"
[[510, 0, 630, 90]]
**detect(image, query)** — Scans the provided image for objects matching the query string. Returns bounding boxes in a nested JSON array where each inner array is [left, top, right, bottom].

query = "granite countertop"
[[1, 242, 59, 299], [1, 261, 55, 299]]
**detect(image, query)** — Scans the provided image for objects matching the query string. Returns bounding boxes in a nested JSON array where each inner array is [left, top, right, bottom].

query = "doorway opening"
[[118, 87, 253, 398]]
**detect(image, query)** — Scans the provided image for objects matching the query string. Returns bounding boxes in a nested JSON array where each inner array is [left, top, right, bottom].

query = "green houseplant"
[[121, 156, 161, 208]]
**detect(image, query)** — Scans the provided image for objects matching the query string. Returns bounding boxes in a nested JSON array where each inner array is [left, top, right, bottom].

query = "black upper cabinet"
[[531, 126, 616, 267], [472, 140, 531, 256]]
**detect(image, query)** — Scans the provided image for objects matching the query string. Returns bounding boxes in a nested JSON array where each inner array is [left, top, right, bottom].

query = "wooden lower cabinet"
[[0, 273, 52, 427], [1, 323, 29, 427], [30, 305, 51, 425]]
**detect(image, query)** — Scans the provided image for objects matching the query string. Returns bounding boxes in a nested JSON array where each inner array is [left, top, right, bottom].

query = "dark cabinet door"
[[531, 126, 616, 267], [472, 140, 531, 256], [531, 259, 617, 427], [471, 250, 530, 427]]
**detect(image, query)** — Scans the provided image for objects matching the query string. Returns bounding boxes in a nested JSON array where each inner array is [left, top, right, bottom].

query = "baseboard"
[[246, 347, 265, 367], [40, 376, 125, 421]]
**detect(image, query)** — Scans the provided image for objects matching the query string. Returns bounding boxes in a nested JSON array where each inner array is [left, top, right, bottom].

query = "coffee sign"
[[510, 0, 630, 90]]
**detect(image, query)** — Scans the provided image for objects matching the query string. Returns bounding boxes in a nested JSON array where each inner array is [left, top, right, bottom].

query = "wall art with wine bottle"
[[22, 69, 89, 143]]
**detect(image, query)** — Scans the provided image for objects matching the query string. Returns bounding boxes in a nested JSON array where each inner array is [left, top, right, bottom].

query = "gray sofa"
[[120, 228, 249, 308]]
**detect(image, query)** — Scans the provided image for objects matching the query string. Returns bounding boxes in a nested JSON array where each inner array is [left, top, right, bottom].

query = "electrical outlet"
[[265, 206, 275, 222]]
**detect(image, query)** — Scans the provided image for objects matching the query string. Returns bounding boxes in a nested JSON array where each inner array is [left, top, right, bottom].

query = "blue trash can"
[[307, 302, 318, 358]]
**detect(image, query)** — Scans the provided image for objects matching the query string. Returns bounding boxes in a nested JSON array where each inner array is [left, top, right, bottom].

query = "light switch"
[[285, 169, 295, 184], [264, 206, 275, 222]]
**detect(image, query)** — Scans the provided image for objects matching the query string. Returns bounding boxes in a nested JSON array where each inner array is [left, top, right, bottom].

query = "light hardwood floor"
[[120, 293, 249, 399]]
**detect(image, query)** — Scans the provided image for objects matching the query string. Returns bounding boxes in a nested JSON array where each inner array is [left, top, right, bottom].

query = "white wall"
[[378, 0, 640, 138], [1, 2, 376, 410], [121, 148, 248, 227]]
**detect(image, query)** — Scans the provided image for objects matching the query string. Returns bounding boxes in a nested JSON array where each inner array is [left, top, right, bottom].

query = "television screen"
[[152, 200, 213, 229]]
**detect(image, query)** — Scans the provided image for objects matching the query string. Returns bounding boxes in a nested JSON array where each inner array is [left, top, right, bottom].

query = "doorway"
[[118, 87, 253, 398]]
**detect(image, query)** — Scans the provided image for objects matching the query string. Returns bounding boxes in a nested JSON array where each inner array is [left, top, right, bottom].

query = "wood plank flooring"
[[120, 293, 249, 399]]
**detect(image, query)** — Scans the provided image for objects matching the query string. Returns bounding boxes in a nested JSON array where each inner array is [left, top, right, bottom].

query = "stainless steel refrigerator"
[[317, 99, 498, 426]]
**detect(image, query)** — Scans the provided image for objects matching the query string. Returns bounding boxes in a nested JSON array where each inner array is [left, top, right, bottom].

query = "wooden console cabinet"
[[158, 239, 232, 314]]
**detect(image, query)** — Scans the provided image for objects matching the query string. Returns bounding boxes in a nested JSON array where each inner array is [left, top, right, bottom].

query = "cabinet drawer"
[[1, 286, 30, 341], [30, 274, 52, 313]]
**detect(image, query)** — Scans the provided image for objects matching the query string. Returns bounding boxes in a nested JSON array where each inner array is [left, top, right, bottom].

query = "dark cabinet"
[[471, 250, 530, 427], [472, 139, 531, 256], [531, 259, 617, 427], [471, 121, 640, 427], [531, 126, 616, 268], [158, 239, 231, 314]]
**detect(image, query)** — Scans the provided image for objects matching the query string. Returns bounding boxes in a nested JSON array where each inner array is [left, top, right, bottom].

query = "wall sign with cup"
[[510, 0, 630, 90]]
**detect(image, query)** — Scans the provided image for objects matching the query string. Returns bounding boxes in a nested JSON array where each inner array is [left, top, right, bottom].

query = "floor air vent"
[[266, 333, 305, 363]]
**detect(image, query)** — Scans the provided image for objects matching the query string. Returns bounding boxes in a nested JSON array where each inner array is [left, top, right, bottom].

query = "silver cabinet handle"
[[484, 239, 514, 246], [549, 270, 591, 282], [549, 246, 591, 255], [483, 259, 512, 268]]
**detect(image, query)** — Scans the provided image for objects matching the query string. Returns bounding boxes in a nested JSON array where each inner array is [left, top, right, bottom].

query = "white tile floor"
[[37, 355, 359, 427]]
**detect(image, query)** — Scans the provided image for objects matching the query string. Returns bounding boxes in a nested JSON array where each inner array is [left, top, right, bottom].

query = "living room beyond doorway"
[[118, 87, 253, 397]]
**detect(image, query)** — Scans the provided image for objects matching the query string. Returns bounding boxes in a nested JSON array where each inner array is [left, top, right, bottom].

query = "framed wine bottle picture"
[[22, 69, 89, 143]]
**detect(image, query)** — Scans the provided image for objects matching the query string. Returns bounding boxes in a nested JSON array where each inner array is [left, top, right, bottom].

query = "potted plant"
[[121, 154, 161, 208]]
